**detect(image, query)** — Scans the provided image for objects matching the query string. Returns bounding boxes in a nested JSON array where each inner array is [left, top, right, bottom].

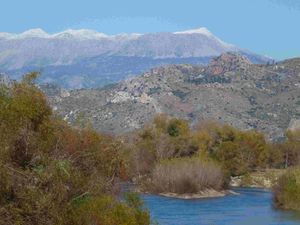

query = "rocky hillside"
[[0, 28, 270, 88], [44, 53, 300, 139]]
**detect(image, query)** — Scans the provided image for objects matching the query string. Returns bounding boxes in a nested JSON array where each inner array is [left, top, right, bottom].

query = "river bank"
[[133, 168, 285, 200], [134, 181, 238, 199], [230, 169, 286, 189], [142, 188, 300, 225], [158, 189, 238, 199]]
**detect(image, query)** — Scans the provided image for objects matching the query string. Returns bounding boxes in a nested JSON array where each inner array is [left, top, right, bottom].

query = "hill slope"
[[44, 53, 300, 139]]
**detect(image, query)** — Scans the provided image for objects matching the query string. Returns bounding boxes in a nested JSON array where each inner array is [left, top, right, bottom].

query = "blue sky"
[[1, 0, 299, 59]]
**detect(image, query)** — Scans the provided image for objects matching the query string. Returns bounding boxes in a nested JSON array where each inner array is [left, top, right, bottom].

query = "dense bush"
[[275, 129, 300, 168], [274, 167, 300, 210], [128, 114, 198, 177], [67, 193, 150, 225], [194, 121, 271, 176], [129, 116, 273, 180], [0, 73, 150, 225], [150, 157, 226, 194]]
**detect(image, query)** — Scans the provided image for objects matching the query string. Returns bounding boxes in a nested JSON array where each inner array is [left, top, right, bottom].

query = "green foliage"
[[22, 71, 40, 85], [194, 121, 270, 176], [67, 195, 150, 225], [0, 76, 150, 225], [217, 131, 269, 175], [274, 167, 300, 211], [240, 173, 253, 187], [263, 123, 300, 211], [267, 129, 300, 170], [129, 116, 280, 193], [148, 87, 161, 95], [167, 118, 189, 137], [129, 114, 197, 177], [124, 192, 150, 223], [172, 90, 188, 100]]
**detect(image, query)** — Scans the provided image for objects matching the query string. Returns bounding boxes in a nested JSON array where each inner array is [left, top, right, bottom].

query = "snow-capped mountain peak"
[[0, 27, 232, 44], [0, 32, 13, 39], [174, 27, 235, 48], [174, 27, 213, 36], [18, 28, 50, 39], [0, 28, 143, 40], [53, 29, 108, 40], [0, 28, 50, 39]]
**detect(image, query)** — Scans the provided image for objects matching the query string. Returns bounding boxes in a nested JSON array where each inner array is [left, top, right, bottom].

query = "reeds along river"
[[141, 188, 300, 225]]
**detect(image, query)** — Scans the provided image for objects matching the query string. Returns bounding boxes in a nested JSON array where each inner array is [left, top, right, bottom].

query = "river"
[[141, 188, 300, 225]]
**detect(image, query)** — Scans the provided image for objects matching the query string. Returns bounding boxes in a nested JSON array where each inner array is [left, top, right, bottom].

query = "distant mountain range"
[[0, 28, 271, 88], [42, 53, 300, 140]]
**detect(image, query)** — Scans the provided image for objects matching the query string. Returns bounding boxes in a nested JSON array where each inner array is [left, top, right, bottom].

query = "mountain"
[[0, 28, 271, 88], [44, 53, 300, 140]]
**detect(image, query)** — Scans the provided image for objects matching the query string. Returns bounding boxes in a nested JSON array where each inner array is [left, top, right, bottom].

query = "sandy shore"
[[157, 189, 239, 199]]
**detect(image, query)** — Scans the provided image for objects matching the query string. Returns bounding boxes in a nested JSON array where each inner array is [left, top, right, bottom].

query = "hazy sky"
[[1, 0, 299, 59]]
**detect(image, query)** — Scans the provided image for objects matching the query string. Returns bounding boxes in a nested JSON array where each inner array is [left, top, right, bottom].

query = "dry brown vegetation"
[[127, 114, 300, 195], [272, 129, 300, 211], [2, 72, 300, 219], [0, 73, 150, 225], [150, 158, 225, 194], [274, 167, 300, 211]]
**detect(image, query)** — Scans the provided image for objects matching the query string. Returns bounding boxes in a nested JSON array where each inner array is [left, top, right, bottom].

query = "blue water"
[[141, 188, 300, 225]]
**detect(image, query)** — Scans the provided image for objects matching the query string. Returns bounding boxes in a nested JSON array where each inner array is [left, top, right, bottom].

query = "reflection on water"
[[141, 188, 300, 225]]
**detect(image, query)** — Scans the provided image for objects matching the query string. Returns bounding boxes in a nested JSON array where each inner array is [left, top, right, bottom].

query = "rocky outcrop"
[[288, 119, 300, 131], [204, 53, 252, 75], [230, 169, 286, 189], [46, 55, 300, 139]]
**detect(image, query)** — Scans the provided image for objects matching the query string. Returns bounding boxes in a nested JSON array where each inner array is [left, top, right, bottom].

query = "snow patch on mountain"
[[174, 27, 213, 36], [2, 28, 50, 39], [0, 27, 237, 49], [53, 29, 108, 40], [0, 28, 142, 40], [174, 27, 235, 48]]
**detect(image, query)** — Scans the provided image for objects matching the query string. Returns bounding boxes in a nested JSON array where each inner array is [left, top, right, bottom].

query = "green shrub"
[[172, 90, 188, 100], [167, 118, 189, 137], [129, 116, 275, 187], [194, 121, 270, 176], [67, 194, 150, 225], [0, 73, 150, 225], [274, 167, 300, 210], [240, 173, 253, 187], [277, 129, 300, 168]]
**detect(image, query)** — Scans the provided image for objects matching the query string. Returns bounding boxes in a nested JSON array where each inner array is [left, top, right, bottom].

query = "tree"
[[0, 74, 150, 225]]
